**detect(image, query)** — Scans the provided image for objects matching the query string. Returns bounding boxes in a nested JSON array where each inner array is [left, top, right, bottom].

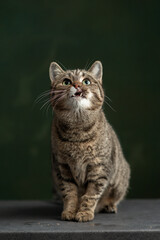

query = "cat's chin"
[[68, 96, 91, 109]]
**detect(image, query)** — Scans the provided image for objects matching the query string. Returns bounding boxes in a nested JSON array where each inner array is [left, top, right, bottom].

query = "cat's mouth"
[[71, 90, 83, 98]]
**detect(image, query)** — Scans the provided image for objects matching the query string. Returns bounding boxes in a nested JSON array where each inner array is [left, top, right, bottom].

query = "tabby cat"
[[49, 61, 130, 222]]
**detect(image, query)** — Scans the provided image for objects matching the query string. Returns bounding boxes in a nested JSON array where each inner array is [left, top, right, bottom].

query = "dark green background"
[[0, 0, 160, 199]]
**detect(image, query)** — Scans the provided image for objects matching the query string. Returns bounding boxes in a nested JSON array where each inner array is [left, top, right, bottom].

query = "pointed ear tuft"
[[88, 61, 103, 83], [49, 62, 64, 83]]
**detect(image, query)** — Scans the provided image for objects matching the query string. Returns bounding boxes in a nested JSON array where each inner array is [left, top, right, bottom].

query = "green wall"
[[0, 0, 160, 199]]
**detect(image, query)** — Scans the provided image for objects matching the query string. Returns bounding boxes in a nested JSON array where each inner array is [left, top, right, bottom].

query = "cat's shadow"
[[0, 201, 63, 221]]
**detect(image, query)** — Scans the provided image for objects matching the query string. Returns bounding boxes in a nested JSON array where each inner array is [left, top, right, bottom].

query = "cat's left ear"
[[88, 61, 103, 83], [49, 62, 64, 83]]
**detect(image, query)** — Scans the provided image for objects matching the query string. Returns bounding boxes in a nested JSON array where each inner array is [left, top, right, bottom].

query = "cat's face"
[[49, 61, 104, 112]]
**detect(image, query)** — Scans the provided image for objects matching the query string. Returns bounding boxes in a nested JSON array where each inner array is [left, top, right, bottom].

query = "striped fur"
[[49, 61, 130, 222]]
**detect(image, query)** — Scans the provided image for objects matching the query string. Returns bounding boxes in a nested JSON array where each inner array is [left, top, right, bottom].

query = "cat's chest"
[[67, 145, 95, 186], [69, 160, 88, 186]]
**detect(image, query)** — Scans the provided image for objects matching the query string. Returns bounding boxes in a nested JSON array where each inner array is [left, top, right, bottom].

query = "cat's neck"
[[54, 109, 104, 129]]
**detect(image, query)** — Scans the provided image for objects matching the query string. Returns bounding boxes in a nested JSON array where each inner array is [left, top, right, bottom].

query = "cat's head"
[[49, 61, 104, 112]]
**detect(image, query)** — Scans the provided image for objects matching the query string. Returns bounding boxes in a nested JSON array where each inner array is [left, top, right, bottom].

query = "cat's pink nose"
[[73, 83, 79, 89], [73, 82, 81, 89]]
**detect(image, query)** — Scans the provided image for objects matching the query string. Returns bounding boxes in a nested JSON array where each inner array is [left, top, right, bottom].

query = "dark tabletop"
[[0, 200, 160, 240]]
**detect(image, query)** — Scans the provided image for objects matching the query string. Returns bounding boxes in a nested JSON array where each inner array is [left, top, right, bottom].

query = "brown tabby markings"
[[49, 61, 130, 222]]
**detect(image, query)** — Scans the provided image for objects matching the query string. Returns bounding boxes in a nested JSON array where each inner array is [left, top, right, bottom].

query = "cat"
[[49, 61, 130, 222]]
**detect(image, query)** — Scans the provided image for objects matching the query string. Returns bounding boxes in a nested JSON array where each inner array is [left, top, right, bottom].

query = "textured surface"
[[0, 200, 160, 239]]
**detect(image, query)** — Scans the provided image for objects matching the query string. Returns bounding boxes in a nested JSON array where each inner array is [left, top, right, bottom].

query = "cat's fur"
[[49, 61, 130, 222]]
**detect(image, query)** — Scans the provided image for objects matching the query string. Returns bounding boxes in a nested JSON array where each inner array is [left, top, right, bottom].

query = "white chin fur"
[[68, 87, 92, 110]]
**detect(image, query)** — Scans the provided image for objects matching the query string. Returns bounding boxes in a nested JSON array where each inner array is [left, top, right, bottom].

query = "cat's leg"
[[95, 188, 118, 214], [98, 185, 125, 213], [75, 181, 107, 222], [96, 159, 130, 214], [75, 163, 109, 222], [56, 164, 78, 221], [61, 181, 78, 220], [103, 161, 130, 213], [96, 170, 130, 214]]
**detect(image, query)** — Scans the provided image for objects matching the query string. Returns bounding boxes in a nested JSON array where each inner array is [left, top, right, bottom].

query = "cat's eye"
[[62, 78, 72, 86], [82, 79, 91, 85]]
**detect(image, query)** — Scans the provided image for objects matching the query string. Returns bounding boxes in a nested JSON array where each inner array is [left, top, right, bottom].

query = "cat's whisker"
[[52, 90, 67, 93], [36, 88, 64, 98], [33, 93, 51, 109], [37, 89, 52, 97], [40, 91, 67, 111], [46, 101, 52, 115], [40, 95, 58, 110], [35, 89, 66, 104], [56, 61, 67, 71], [44, 101, 53, 116], [104, 100, 116, 112], [38, 97, 51, 104], [52, 90, 67, 99], [84, 59, 95, 69], [35, 93, 52, 103], [35, 90, 53, 103], [84, 59, 90, 69], [38, 89, 52, 95], [40, 98, 52, 110], [41, 102, 50, 116], [53, 93, 67, 109], [104, 94, 112, 102], [53, 95, 66, 108]]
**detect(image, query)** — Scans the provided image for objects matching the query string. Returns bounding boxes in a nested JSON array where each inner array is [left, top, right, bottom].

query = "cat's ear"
[[49, 62, 64, 83], [88, 61, 103, 83]]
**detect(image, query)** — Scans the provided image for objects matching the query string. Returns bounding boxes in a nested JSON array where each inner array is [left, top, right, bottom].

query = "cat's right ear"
[[88, 61, 103, 83], [49, 62, 64, 83]]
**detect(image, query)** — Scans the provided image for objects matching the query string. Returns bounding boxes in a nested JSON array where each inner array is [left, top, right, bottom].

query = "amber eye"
[[62, 78, 72, 86], [82, 79, 91, 85]]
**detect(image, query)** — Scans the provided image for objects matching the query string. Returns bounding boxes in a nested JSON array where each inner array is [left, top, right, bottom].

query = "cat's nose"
[[73, 82, 81, 89]]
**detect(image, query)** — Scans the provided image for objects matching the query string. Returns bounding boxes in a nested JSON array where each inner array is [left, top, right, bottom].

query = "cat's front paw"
[[61, 210, 76, 221], [75, 211, 94, 222]]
